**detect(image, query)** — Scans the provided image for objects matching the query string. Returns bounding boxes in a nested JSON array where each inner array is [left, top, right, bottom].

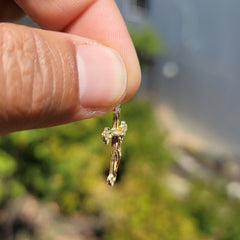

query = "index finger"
[[15, 0, 141, 101]]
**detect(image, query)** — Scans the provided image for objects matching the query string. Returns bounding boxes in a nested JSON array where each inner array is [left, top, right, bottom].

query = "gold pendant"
[[101, 105, 127, 186]]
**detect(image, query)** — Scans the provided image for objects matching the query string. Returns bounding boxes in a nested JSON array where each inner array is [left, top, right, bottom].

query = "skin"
[[0, 0, 141, 134]]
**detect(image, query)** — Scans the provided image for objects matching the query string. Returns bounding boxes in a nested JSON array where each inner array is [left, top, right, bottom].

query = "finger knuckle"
[[0, 24, 57, 121], [0, 24, 78, 131], [0, 24, 36, 117]]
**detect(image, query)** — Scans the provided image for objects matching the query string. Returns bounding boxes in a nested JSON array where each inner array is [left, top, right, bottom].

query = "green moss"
[[128, 26, 167, 57]]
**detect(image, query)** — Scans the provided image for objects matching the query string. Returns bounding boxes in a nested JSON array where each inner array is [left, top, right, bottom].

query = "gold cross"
[[101, 105, 127, 186]]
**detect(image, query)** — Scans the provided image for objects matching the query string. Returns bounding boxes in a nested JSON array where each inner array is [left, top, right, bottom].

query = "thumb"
[[0, 23, 127, 134]]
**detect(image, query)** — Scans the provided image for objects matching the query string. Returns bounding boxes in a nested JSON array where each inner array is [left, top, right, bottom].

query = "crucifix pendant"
[[101, 105, 127, 186]]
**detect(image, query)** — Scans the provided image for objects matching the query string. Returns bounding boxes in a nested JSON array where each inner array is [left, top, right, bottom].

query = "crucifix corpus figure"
[[101, 105, 127, 186]]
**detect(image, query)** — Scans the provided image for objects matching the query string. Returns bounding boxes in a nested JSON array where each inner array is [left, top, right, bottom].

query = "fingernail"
[[76, 45, 127, 108]]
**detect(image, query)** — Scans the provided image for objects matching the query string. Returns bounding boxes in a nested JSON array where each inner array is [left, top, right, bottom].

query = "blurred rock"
[[164, 173, 190, 199], [226, 182, 240, 200], [0, 196, 105, 240], [216, 158, 240, 181]]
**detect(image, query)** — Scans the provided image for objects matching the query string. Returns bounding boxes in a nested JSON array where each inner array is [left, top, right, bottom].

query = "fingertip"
[[76, 45, 127, 108], [124, 54, 142, 102]]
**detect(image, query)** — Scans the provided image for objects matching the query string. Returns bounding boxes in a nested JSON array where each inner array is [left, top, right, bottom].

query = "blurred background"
[[1, 0, 240, 239]]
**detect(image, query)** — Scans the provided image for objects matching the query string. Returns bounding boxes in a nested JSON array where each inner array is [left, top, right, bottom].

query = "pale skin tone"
[[0, 0, 141, 135]]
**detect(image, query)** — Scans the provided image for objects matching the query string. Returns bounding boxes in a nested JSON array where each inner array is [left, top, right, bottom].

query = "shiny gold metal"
[[101, 105, 127, 186]]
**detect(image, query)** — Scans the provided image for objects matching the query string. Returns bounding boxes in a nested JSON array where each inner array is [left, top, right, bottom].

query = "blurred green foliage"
[[0, 100, 240, 239], [128, 26, 167, 57]]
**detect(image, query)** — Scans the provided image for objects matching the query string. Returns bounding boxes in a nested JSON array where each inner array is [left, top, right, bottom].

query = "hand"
[[0, 0, 141, 135]]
